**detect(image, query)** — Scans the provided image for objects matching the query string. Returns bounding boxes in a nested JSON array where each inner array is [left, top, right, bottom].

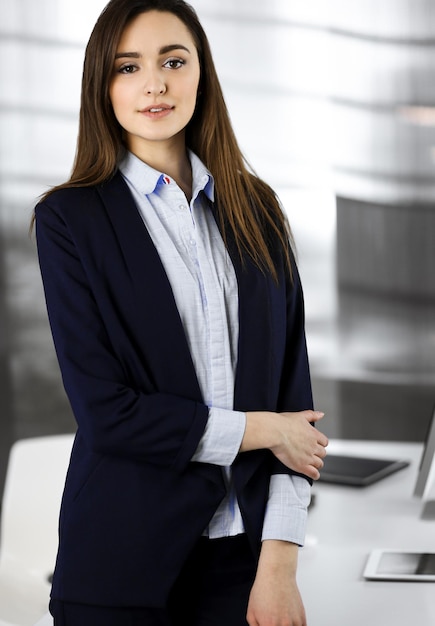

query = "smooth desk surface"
[[298, 440, 435, 626]]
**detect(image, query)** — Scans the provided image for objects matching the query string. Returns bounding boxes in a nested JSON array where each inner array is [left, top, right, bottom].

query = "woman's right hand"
[[241, 410, 328, 480]]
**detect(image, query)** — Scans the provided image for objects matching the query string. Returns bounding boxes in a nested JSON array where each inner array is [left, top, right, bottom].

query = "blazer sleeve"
[[35, 198, 209, 473], [278, 249, 314, 414], [269, 245, 315, 483]]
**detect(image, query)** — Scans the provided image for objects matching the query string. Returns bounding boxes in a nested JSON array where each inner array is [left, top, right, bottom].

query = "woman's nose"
[[144, 71, 166, 95]]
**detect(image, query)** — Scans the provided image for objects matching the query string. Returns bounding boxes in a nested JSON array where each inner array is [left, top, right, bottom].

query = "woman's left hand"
[[246, 540, 307, 626]]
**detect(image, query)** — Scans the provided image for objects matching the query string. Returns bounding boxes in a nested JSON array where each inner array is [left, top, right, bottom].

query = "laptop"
[[319, 453, 410, 487]]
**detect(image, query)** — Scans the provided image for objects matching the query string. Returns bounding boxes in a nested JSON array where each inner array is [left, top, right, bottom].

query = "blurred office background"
[[1, 0, 435, 506]]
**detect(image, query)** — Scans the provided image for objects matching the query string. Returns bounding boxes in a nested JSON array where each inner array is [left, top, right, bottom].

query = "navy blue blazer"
[[35, 171, 313, 607]]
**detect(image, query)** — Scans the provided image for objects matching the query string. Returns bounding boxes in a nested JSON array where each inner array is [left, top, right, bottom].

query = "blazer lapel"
[[96, 173, 203, 402]]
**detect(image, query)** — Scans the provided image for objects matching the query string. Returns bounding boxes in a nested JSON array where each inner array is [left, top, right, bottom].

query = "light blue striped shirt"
[[119, 150, 310, 545]]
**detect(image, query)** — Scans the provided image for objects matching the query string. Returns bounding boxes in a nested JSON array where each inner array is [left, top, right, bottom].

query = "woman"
[[34, 1, 328, 624]]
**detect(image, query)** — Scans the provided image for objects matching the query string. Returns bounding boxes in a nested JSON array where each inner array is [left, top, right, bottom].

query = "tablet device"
[[363, 549, 435, 581], [319, 453, 409, 486]]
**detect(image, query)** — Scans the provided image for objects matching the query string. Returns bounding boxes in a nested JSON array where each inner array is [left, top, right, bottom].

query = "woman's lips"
[[140, 105, 174, 119]]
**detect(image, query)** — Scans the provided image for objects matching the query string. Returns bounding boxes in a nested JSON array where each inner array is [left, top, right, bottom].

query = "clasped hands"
[[241, 410, 328, 480]]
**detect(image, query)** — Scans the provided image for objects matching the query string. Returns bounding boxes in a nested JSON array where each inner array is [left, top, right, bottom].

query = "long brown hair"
[[34, 0, 293, 280]]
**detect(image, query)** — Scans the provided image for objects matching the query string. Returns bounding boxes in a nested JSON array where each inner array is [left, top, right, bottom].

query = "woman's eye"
[[163, 58, 185, 70], [118, 64, 137, 74]]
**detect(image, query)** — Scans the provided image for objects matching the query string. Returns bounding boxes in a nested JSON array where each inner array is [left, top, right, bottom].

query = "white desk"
[[32, 440, 434, 626], [298, 440, 435, 626]]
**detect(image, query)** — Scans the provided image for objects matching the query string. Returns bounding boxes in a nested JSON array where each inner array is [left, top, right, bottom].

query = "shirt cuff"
[[191, 407, 246, 466], [261, 474, 311, 547]]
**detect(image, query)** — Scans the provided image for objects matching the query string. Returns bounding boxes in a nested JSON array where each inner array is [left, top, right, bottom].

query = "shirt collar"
[[118, 149, 215, 202]]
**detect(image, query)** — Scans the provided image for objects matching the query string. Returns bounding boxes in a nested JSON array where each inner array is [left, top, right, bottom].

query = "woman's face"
[[109, 10, 200, 159]]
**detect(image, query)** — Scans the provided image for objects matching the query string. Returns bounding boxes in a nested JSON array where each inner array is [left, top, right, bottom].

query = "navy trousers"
[[49, 534, 257, 626]]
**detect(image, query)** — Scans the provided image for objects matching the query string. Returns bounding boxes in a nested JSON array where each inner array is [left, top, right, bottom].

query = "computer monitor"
[[413, 405, 435, 517]]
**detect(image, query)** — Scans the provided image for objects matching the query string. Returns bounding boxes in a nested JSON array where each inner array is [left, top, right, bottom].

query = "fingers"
[[318, 432, 329, 448], [309, 442, 329, 480], [280, 409, 324, 422], [304, 410, 330, 445], [271, 409, 329, 478], [304, 465, 321, 481], [307, 458, 324, 480], [307, 430, 328, 480], [309, 412, 329, 448], [313, 450, 325, 469], [295, 444, 327, 481], [316, 442, 328, 459], [304, 410, 324, 422]]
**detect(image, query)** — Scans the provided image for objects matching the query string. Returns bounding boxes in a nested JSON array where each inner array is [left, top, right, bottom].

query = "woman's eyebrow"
[[114, 51, 141, 60], [114, 44, 191, 60], [159, 44, 191, 55]]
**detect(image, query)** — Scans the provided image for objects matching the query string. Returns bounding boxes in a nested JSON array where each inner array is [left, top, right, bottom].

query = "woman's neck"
[[127, 137, 193, 202], [160, 152, 193, 202]]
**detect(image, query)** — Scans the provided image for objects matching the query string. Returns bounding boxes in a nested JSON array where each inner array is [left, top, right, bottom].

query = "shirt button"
[[179, 204, 187, 211]]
